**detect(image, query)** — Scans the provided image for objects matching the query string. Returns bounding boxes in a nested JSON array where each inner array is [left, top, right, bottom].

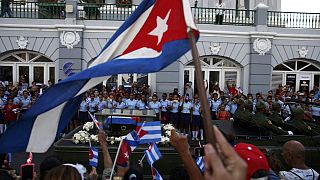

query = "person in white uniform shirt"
[[215, 0, 225, 24], [280, 140, 319, 180]]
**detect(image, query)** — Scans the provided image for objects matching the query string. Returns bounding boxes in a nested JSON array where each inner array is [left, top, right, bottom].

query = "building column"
[[247, 3, 273, 95], [57, 0, 84, 80]]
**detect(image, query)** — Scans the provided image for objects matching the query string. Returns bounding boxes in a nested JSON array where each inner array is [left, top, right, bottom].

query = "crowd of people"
[[1, 79, 320, 138], [0, 79, 320, 179], [0, 127, 319, 180]]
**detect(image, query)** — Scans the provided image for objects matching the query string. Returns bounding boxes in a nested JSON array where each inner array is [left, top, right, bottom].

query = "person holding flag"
[[0, 0, 199, 154]]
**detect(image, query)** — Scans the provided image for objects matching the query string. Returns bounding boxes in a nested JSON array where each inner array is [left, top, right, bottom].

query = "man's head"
[[282, 140, 306, 168]]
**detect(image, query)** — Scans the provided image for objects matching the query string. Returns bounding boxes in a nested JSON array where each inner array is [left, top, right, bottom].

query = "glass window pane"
[[34, 56, 52, 62], [284, 61, 296, 70], [16, 53, 27, 61], [137, 74, 148, 86], [314, 75, 320, 88], [225, 71, 237, 89], [122, 74, 133, 85], [49, 67, 55, 84], [33, 66, 44, 84], [209, 71, 219, 93], [0, 66, 13, 82], [274, 64, 291, 71], [184, 70, 190, 85], [272, 73, 283, 91], [19, 66, 29, 85], [302, 65, 319, 71], [3, 56, 20, 62], [297, 61, 308, 70], [106, 75, 118, 90], [193, 71, 205, 95]]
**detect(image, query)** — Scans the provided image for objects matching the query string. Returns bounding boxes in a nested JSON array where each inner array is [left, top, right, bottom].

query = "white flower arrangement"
[[161, 123, 174, 144], [83, 122, 94, 131], [72, 130, 90, 144]]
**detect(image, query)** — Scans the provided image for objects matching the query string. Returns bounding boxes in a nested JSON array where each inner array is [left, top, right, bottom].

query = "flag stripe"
[[27, 102, 66, 152]]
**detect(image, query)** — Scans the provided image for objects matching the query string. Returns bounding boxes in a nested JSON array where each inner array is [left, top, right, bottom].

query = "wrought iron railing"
[[268, 11, 320, 29], [0, 2, 65, 19], [191, 7, 255, 26], [2, 2, 320, 29], [77, 3, 138, 20], [77, 4, 255, 26]]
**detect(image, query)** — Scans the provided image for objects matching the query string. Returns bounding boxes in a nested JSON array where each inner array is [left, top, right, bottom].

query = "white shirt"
[[215, 2, 226, 15], [279, 168, 319, 180]]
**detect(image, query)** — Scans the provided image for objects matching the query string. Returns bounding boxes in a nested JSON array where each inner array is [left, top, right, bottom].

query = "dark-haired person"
[[3, 98, 19, 128], [191, 95, 201, 140], [136, 94, 147, 110], [125, 93, 137, 110], [149, 94, 161, 120], [115, 96, 126, 109], [78, 96, 89, 125], [19, 90, 31, 114], [209, 93, 221, 120], [88, 94, 98, 114], [40, 156, 62, 180], [179, 96, 192, 136], [160, 93, 169, 124], [170, 94, 180, 128]]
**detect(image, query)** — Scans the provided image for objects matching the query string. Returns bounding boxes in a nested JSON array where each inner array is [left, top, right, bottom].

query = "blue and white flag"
[[196, 156, 205, 173], [89, 147, 98, 167], [145, 143, 162, 166], [0, 0, 198, 153], [125, 131, 140, 151], [136, 121, 162, 144], [152, 167, 163, 180]]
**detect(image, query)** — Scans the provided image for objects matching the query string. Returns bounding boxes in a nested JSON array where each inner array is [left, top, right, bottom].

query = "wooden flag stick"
[[187, 29, 217, 147]]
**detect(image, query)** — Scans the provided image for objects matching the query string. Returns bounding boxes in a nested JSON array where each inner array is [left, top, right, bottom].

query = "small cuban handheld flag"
[[124, 130, 140, 151], [89, 147, 98, 167], [0, 0, 199, 153], [145, 143, 162, 166], [89, 112, 103, 129], [136, 121, 162, 144], [151, 167, 163, 180], [196, 156, 205, 173]]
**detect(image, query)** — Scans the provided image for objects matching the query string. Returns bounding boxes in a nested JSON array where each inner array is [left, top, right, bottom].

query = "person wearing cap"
[[279, 140, 319, 180], [286, 107, 319, 136], [234, 143, 270, 180], [233, 98, 245, 123], [267, 102, 285, 127], [252, 101, 289, 135]]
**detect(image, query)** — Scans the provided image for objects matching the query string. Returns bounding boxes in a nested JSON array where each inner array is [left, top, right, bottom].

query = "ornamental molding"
[[253, 38, 271, 56], [16, 36, 28, 49], [298, 46, 308, 58], [60, 31, 80, 49], [209, 43, 221, 55]]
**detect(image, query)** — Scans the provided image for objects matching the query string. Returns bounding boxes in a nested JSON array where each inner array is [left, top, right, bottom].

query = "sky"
[[281, 0, 320, 13]]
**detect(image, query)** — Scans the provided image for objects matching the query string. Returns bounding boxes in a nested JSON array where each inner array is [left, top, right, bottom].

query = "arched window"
[[272, 59, 320, 93], [184, 56, 241, 94], [0, 51, 55, 85]]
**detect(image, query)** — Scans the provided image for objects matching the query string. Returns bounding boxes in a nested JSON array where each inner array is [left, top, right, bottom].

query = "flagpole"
[[109, 138, 123, 180], [187, 29, 217, 147]]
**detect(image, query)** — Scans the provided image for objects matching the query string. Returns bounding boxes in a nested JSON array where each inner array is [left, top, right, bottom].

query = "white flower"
[[165, 130, 171, 137], [83, 122, 94, 131], [115, 137, 121, 142], [110, 141, 115, 145]]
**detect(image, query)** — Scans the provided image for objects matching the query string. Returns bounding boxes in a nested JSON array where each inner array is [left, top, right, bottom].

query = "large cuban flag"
[[0, 0, 199, 153]]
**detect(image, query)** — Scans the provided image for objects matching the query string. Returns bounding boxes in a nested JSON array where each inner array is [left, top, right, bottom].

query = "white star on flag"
[[124, 152, 129, 159], [148, 10, 171, 45]]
